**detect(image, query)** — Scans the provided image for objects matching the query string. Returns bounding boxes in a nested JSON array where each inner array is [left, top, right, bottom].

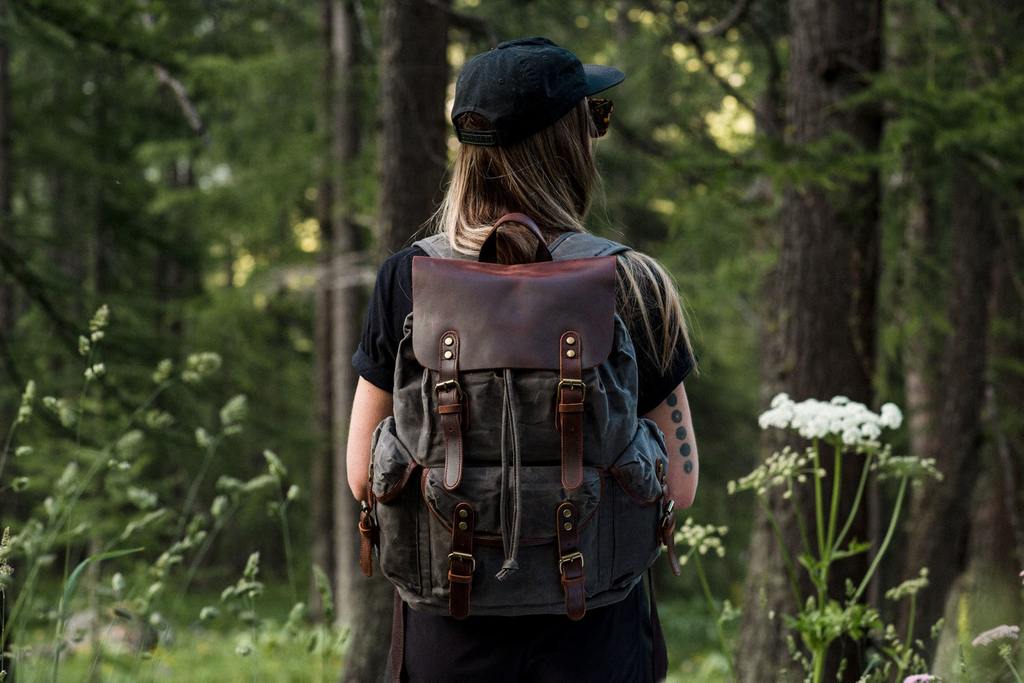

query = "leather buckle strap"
[[436, 331, 466, 491], [657, 461, 682, 576], [358, 500, 378, 578], [555, 501, 586, 620], [557, 331, 585, 490], [448, 502, 476, 619]]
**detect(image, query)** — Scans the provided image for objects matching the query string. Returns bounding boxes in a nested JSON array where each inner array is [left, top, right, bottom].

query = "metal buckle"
[[556, 378, 587, 400], [434, 379, 464, 399], [448, 551, 476, 573], [558, 551, 584, 575]]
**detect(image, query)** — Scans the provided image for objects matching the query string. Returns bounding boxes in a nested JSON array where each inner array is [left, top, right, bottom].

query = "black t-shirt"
[[352, 245, 694, 414]]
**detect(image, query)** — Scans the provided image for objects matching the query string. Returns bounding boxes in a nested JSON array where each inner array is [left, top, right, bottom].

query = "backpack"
[[359, 213, 680, 620]]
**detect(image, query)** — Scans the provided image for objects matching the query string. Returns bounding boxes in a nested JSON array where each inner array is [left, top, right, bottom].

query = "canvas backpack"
[[358, 213, 681, 621]]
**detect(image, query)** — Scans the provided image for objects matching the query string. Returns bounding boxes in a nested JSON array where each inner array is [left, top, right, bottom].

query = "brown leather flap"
[[411, 255, 617, 371]]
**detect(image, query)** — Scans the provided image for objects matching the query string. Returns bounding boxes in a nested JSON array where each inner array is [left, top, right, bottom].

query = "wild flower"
[[675, 517, 728, 564], [971, 624, 1020, 647], [902, 675, 937, 682], [144, 408, 174, 429], [15, 445, 31, 458], [84, 363, 106, 380], [195, 427, 212, 449], [199, 606, 220, 621], [181, 352, 222, 384], [211, 495, 230, 518], [16, 380, 35, 424], [286, 484, 301, 501], [88, 304, 110, 334], [11, 477, 29, 491], [78, 335, 90, 356], [111, 572, 126, 598], [0, 527, 13, 580], [152, 358, 174, 384], [886, 569, 930, 601], [264, 450, 287, 479], [126, 486, 158, 510], [758, 393, 902, 446], [872, 446, 942, 483], [727, 445, 817, 496], [219, 394, 248, 432]]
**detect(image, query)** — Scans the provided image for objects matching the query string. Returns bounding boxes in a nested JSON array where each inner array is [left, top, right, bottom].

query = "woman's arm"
[[345, 377, 394, 502], [643, 380, 698, 509]]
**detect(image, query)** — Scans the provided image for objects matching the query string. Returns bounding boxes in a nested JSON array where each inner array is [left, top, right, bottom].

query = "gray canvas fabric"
[[368, 230, 670, 616]]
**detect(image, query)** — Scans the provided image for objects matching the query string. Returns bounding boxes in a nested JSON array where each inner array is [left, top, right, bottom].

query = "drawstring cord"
[[495, 368, 522, 581]]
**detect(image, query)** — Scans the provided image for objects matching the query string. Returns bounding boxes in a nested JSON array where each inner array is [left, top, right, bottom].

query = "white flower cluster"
[[674, 517, 728, 565], [758, 393, 903, 446], [727, 445, 820, 497]]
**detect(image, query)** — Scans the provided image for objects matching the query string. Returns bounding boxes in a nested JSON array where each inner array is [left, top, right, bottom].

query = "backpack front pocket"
[[420, 464, 611, 612]]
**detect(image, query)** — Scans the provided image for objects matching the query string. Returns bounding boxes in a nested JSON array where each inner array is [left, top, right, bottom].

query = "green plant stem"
[[1004, 654, 1024, 683], [853, 476, 909, 602], [810, 440, 826, 558], [788, 476, 815, 560], [833, 450, 874, 551], [693, 554, 735, 677], [178, 436, 222, 536], [895, 594, 917, 680], [811, 646, 825, 683], [819, 443, 844, 595], [277, 496, 297, 604]]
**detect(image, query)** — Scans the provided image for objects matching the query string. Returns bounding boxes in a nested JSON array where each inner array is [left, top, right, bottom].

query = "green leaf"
[[60, 547, 143, 618]]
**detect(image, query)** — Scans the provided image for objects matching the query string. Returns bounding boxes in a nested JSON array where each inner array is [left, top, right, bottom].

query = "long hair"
[[428, 99, 694, 375]]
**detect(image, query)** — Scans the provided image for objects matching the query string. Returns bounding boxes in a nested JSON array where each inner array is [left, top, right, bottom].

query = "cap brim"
[[583, 64, 625, 96]]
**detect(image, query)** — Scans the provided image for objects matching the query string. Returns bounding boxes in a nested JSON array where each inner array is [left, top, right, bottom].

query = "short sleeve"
[[623, 272, 696, 416], [351, 247, 419, 392]]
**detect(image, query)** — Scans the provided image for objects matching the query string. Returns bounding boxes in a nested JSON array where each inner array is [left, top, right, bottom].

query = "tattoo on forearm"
[[665, 389, 694, 474]]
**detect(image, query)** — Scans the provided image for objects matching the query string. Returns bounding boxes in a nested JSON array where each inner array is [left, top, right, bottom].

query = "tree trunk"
[[736, 0, 883, 680], [0, 0, 14, 335], [323, 2, 392, 681], [898, 167, 997, 649], [376, 0, 450, 257], [310, 0, 337, 621]]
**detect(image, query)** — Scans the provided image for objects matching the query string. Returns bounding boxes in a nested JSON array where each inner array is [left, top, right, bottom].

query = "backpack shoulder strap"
[[549, 231, 632, 260], [411, 233, 478, 260], [410, 233, 453, 258]]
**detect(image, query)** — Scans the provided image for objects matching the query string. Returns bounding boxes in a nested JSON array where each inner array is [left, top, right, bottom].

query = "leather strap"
[[448, 502, 476, 619], [436, 330, 465, 491], [557, 331, 585, 490], [555, 500, 586, 620], [388, 590, 404, 683], [478, 212, 554, 264], [647, 569, 669, 681], [657, 460, 682, 577], [357, 503, 377, 577]]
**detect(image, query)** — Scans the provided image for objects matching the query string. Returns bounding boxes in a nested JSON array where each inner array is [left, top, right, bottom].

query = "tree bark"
[[323, 2, 393, 681], [736, 0, 883, 680], [898, 167, 997, 649], [0, 0, 14, 335], [310, 0, 337, 621], [376, 0, 450, 257]]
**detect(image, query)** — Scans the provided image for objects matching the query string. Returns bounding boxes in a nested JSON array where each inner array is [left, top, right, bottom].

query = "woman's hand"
[[345, 377, 394, 502], [643, 381, 698, 509]]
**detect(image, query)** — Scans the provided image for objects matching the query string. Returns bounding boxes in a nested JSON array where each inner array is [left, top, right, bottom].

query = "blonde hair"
[[427, 99, 694, 375]]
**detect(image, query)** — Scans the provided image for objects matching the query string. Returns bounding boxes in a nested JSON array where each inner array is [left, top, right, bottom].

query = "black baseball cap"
[[452, 36, 625, 147]]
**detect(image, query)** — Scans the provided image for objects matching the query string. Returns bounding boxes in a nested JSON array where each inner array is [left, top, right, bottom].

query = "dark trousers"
[[395, 583, 656, 683]]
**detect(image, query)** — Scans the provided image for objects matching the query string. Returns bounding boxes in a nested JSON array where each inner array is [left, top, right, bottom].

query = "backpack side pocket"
[[370, 416, 424, 595], [607, 417, 669, 586]]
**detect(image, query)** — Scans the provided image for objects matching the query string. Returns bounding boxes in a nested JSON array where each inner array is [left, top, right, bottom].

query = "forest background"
[[0, 0, 1022, 681]]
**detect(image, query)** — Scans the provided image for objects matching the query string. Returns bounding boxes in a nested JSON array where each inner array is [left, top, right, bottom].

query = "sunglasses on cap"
[[588, 98, 614, 138]]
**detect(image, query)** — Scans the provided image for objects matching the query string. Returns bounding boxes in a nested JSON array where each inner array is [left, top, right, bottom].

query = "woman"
[[347, 36, 699, 683]]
